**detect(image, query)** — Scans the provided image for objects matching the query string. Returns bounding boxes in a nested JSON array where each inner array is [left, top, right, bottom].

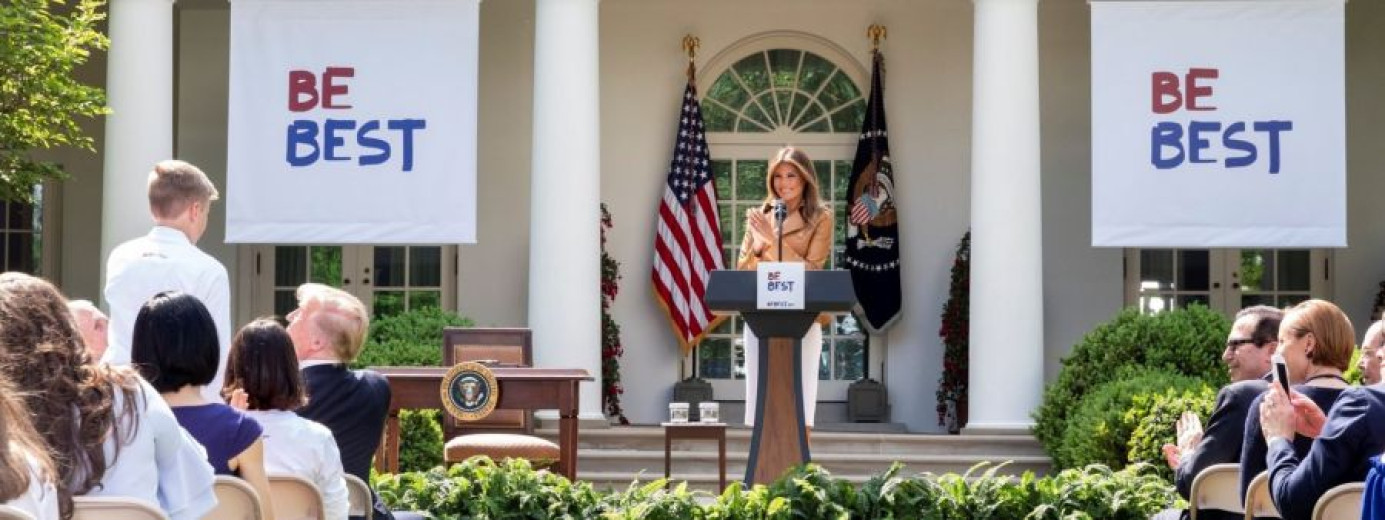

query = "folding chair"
[[344, 474, 372, 520], [71, 497, 168, 520], [206, 475, 265, 520], [1310, 482, 1365, 520], [268, 475, 326, 520], [1244, 471, 1281, 519], [1190, 463, 1244, 520], [0, 504, 36, 520]]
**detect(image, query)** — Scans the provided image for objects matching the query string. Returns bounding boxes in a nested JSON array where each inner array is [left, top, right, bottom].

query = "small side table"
[[663, 422, 727, 490]]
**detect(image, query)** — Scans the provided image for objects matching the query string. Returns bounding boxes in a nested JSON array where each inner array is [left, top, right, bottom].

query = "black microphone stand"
[[774, 200, 787, 262]]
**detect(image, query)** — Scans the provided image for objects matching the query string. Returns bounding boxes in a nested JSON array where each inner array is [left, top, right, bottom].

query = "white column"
[[967, 0, 1044, 433], [100, 0, 174, 280], [528, 0, 604, 420]]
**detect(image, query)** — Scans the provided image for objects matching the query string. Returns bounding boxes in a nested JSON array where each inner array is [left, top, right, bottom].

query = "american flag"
[[652, 80, 724, 354]]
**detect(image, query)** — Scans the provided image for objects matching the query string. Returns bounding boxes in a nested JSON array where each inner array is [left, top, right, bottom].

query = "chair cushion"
[[444, 433, 560, 463]]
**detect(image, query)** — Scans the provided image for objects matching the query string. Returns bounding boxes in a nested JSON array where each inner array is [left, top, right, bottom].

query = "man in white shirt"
[[103, 160, 231, 402]]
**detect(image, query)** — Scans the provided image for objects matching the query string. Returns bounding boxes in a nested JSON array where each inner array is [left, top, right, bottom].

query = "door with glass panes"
[[1125, 249, 1329, 315], [249, 245, 456, 318]]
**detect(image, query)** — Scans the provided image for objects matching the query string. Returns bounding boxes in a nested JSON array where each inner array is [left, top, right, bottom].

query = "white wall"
[[1335, 0, 1385, 332]]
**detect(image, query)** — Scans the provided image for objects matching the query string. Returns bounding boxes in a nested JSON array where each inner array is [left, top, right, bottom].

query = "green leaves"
[[0, 0, 109, 203], [374, 460, 1178, 519]]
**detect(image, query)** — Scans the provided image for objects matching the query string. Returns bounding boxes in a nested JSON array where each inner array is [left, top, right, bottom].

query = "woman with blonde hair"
[[0, 372, 58, 519], [1240, 299, 1352, 502], [0, 272, 215, 520], [736, 147, 833, 429]]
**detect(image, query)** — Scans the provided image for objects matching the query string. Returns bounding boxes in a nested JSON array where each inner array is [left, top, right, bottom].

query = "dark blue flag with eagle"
[[843, 49, 902, 334]]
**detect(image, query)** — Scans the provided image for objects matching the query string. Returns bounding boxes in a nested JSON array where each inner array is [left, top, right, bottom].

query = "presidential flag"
[[843, 49, 902, 334], [652, 76, 725, 354]]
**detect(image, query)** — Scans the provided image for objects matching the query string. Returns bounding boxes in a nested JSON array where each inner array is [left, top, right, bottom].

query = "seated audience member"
[[0, 373, 57, 520], [1240, 299, 1352, 501], [131, 291, 274, 515], [67, 300, 109, 360], [1259, 299, 1385, 520], [1360, 320, 1384, 386], [287, 283, 394, 520], [0, 273, 215, 520], [226, 318, 349, 520], [1155, 306, 1282, 520]]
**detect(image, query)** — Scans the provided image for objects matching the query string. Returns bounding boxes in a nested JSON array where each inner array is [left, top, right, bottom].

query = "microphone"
[[772, 199, 787, 262]]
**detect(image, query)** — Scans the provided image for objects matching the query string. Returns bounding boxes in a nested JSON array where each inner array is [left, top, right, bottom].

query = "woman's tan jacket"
[[736, 205, 834, 326]]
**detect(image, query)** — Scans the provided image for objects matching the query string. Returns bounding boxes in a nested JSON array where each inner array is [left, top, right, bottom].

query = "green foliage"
[[1123, 385, 1217, 481], [1344, 347, 1364, 385], [0, 0, 110, 203], [1054, 370, 1206, 470], [353, 307, 473, 475], [375, 458, 1180, 519], [1034, 306, 1231, 467]]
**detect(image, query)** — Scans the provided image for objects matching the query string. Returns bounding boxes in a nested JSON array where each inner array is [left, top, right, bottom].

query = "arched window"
[[693, 33, 870, 404]]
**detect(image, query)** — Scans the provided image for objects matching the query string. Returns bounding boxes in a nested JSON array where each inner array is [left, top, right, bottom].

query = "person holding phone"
[[1257, 299, 1383, 520], [1156, 306, 1282, 520], [736, 147, 832, 432], [1240, 300, 1352, 504]]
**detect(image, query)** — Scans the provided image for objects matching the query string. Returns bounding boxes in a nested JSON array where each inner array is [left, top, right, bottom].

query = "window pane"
[[833, 207, 846, 252], [719, 202, 735, 248], [1239, 249, 1271, 291], [736, 161, 767, 200], [792, 101, 826, 132], [1241, 293, 1275, 309], [1140, 250, 1174, 290], [732, 54, 769, 94], [833, 160, 852, 201], [6, 233, 32, 273], [798, 55, 834, 95], [7, 202, 32, 231], [1279, 294, 1310, 308], [697, 337, 734, 379], [702, 101, 736, 132], [818, 344, 830, 380], [274, 291, 297, 318], [820, 72, 861, 108], [274, 246, 307, 287], [0, 201, 7, 229], [712, 160, 733, 200], [830, 98, 866, 134], [374, 246, 406, 287], [707, 73, 749, 115], [768, 49, 800, 89], [1176, 294, 1209, 309], [1178, 250, 1210, 291], [743, 96, 776, 130], [1278, 250, 1311, 291], [408, 290, 440, 310], [409, 246, 441, 287], [711, 317, 732, 334], [834, 337, 865, 380], [373, 291, 404, 317], [310, 247, 343, 286]]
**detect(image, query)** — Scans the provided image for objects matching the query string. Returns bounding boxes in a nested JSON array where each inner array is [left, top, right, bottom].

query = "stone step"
[[575, 448, 1051, 480], [533, 426, 1048, 458]]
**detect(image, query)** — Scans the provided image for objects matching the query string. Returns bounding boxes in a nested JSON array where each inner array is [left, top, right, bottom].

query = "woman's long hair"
[[0, 373, 53, 503], [0, 272, 139, 518], [762, 146, 828, 222], [224, 318, 308, 412]]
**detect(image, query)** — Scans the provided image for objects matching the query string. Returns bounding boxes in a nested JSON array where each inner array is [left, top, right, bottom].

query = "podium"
[[705, 269, 855, 485]]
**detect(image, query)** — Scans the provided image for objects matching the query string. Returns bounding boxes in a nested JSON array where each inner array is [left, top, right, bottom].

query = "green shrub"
[[1124, 385, 1217, 481], [375, 459, 1179, 519], [1344, 347, 1364, 385], [353, 307, 474, 475], [1054, 369, 1205, 470], [1034, 306, 1231, 467]]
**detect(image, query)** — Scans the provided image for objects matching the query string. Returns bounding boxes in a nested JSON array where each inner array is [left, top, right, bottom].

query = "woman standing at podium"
[[736, 146, 833, 430]]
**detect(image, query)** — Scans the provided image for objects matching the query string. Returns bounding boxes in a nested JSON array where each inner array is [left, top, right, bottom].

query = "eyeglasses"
[[1225, 338, 1262, 350]]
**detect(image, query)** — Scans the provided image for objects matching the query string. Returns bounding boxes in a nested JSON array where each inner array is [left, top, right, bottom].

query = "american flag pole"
[[652, 37, 725, 354]]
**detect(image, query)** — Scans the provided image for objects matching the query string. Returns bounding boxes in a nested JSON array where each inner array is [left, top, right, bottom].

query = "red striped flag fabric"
[[652, 79, 725, 354]]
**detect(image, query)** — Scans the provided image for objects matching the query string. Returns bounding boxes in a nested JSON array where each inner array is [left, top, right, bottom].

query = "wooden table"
[[663, 422, 727, 490], [372, 366, 592, 480]]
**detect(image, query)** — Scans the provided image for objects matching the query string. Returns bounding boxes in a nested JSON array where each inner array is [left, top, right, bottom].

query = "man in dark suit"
[[1156, 305, 1283, 520], [287, 283, 394, 520]]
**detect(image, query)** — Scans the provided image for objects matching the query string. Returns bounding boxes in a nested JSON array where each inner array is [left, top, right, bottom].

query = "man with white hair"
[[67, 299, 109, 360], [1359, 320, 1384, 386]]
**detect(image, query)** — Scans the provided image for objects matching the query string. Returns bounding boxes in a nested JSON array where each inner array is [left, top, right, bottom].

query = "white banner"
[[226, 0, 478, 243], [1091, 0, 1344, 247]]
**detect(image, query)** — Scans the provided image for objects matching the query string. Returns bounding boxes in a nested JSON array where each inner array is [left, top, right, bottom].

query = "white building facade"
[[21, 0, 1385, 433]]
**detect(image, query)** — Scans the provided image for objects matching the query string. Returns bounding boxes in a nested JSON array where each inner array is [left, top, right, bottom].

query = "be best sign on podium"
[[706, 266, 855, 485]]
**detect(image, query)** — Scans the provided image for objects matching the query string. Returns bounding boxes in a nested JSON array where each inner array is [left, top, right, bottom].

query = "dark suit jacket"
[[1239, 385, 1345, 502], [299, 363, 393, 520], [1267, 385, 1385, 520], [1172, 379, 1268, 520]]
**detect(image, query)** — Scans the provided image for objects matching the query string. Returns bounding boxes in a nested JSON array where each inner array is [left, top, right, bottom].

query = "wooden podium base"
[[745, 336, 810, 484]]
